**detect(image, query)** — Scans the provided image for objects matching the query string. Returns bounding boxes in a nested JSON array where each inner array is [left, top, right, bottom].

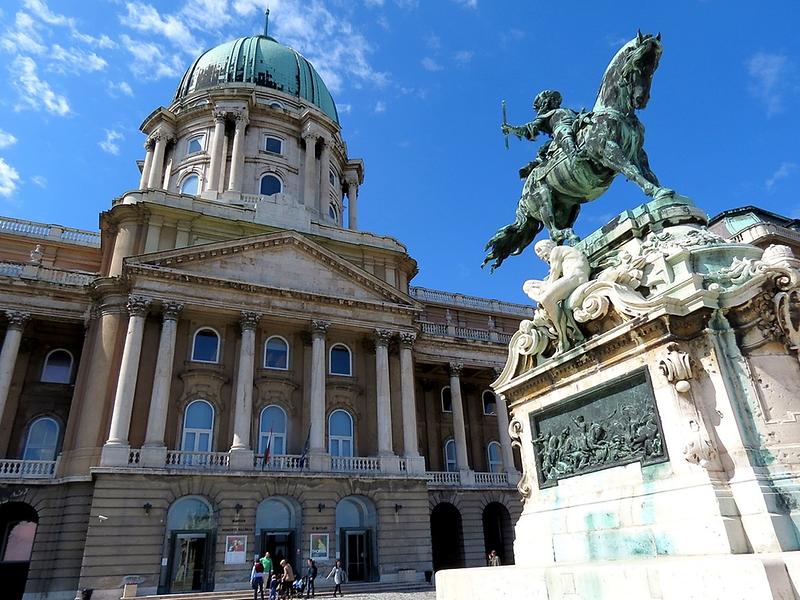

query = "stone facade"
[[0, 34, 525, 600]]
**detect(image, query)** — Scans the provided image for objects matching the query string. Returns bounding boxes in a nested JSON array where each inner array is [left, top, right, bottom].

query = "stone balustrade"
[[419, 321, 513, 344], [331, 455, 382, 473], [255, 454, 303, 471], [0, 216, 100, 247], [0, 458, 58, 479], [410, 286, 534, 317], [0, 262, 96, 286], [164, 450, 230, 469]]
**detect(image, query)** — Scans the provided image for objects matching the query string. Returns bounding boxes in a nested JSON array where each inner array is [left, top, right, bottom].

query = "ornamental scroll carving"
[[658, 342, 693, 393]]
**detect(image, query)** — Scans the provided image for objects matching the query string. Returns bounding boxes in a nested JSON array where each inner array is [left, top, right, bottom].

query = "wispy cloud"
[[338, 103, 352, 115], [454, 50, 474, 65], [0, 130, 18, 149], [50, 44, 107, 74], [0, 158, 21, 198], [453, 0, 478, 8], [108, 80, 134, 98], [746, 52, 790, 116], [121, 2, 202, 55], [99, 129, 124, 155], [766, 162, 798, 190], [421, 57, 442, 72], [374, 100, 386, 113], [31, 175, 47, 188], [120, 34, 186, 80], [10, 55, 70, 115]]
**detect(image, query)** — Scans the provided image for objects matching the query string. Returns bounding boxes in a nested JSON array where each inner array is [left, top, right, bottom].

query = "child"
[[268, 574, 278, 600], [326, 560, 346, 598]]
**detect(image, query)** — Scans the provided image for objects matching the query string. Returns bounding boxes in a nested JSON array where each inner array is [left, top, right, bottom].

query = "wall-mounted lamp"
[[234, 503, 243, 519], [394, 504, 403, 514], [317, 503, 326, 513], [143, 502, 152, 516]]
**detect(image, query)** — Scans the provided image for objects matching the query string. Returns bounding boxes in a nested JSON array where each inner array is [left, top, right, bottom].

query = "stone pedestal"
[[139, 445, 167, 468], [228, 448, 254, 470]]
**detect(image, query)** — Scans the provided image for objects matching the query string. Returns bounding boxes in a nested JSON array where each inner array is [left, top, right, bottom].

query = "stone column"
[[374, 329, 394, 457], [206, 110, 226, 192], [449, 361, 470, 472], [108, 221, 137, 277], [230, 311, 261, 468], [227, 113, 249, 193], [139, 138, 155, 189], [398, 332, 425, 473], [143, 216, 163, 254], [302, 132, 318, 207], [317, 139, 331, 214], [495, 392, 517, 476], [101, 296, 151, 466], [146, 133, 168, 190], [309, 320, 329, 458], [0, 311, 29, 426], [141, 302, 183, 467], [347, 178, 359, 230]]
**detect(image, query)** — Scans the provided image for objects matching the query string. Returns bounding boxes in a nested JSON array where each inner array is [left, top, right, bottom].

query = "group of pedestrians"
[[250, 551, 347, 600]]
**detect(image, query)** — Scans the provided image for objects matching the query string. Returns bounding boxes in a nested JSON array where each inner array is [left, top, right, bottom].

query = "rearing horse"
[[484, 32, 677, 271]]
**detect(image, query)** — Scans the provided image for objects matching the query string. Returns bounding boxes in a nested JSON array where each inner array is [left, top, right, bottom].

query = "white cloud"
[[72, 30, 116, 49], [50, 44, 107, 73], [120, 34, 186, 80], [364, 0, 385, 6], [746, 52, 790, 116], [31, 175, 47, 188], [766, 162, 798, 190], [338, 103, 352, 114], [108, 80, 134, 98], [421, 57, 442, 72], [22, 0, 75, 28], [0, 130, 18, 149], [425, 33, 441, 50], [0, 158, 21, 198], [99, 129, 124, 155], [454, 50, 473, 65], [453, 0, 478, 8], [1, 11, 46, 54], [374, 100, 386, 113], [10, 55, 70, 115], [121, 2, 201, 55]]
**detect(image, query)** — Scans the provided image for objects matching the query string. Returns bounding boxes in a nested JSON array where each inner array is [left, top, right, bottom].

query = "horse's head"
[[593, 31, 663, 113]]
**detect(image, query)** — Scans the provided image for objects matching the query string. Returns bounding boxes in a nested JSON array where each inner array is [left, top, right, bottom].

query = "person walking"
[[304, 558, 318, 598], [251, 554, 266, 600], [268, 574, 279, 600], [326, 559, 346, 597], [488, 549, 501, 567], [279, 559, 295, 599], [260, 552, 273, 578]]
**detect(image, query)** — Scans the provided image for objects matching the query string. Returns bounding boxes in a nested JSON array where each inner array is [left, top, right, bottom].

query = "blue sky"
[[0, 0, 798, 303]]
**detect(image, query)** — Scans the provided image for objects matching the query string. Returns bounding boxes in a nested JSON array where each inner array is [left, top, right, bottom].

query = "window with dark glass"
[[187, 135, 203, 154], [191, 328, 219, 363], [259, 405, 287, 456], [444, 439, 457, 472], [260, 174, 282, 196], [329, 409, 353, 457], [264, 336, 289, 370], [329, 344, 351, 376], [182, 400, 214, 452], [441, 386, 453, 413], [482, 390, 497, 415], [487, 441, 503, 473], [41, 349, 72, 383], [23, 417, 59, 461], [264, 136, 283, 154]]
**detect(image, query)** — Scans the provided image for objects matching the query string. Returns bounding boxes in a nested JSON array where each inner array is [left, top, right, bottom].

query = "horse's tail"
[[482, 205, 543, 272]]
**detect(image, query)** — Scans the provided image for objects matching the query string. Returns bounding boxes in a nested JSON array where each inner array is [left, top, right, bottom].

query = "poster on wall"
[[310, 533, 329, 560], [225, 535, 247, 564]]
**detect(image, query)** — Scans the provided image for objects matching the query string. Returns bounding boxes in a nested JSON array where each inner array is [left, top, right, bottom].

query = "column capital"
[[448, 361, 464, 378], [240, 311, 262, 331], [398, 331, 416, 349], [161, 302, 184, 322], [310, 320, 330, 338], [126, 296, 151, 317], [374, 329, 393, 347], [233, 111, 249, 125], [302, 130, 319, 144], [5, 311, 30, 331], [144, 138, 156, 151], [212, 108, 227, 122]]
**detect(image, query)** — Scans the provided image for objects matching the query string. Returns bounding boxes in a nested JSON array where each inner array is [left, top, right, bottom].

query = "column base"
[[459, 469, 476, 486], [100, 443, 131, 467], [228, 448, 255, 470], [380, 455, 401, 474], [507, 469, 522, 485], [307, 451, 330, 472], [403, 455, 426, 474], [140, 445, 167, 468]]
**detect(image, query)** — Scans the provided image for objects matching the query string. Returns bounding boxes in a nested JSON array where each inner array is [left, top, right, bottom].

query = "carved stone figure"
[[523, 240, 590, 353], [484, 32, 681, 271]]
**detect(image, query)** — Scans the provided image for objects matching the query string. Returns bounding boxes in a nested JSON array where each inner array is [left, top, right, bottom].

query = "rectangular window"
[[187, 135, 203, 155], [265, 136, 283, 154]]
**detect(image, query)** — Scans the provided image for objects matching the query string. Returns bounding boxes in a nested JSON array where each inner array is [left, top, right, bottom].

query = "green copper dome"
[[174, 35, 339, 124]]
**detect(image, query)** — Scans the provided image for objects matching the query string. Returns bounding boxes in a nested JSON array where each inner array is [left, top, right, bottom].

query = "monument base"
[[435, 552, 800, 600]]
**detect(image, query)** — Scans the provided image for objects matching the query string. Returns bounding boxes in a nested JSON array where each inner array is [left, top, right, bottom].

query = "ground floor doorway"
[[260, 529, 295, 568], [430, 502, 464, 571], [482, 502, 514, 565], [168, 531, 211, 593], [0, 502, 38, 600], [341, 529, 370, 582]]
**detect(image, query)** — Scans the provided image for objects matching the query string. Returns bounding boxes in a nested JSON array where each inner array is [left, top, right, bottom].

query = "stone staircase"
[[136, 580, 434, 600]]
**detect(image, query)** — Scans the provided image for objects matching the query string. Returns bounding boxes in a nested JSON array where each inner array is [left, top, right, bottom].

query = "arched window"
[[260, 174, 282, 196], [329, 344, 352, 376], [264, 336, 289, 370], [269, 101, 284, 110], [441, 386, 452, 413], [23, 417, 59, 461], [328, 203, 338, 223], [328, 409, 353, 457], [180, 174, 199, 195], [487, 441, 503, 473], [444, 439, 457, 472], [167, 496, 213, 531], [191, 328, 220, 363], [482, 390, 497, 415], [264, 135, 283, 154], [187, 135, 203, 155], [181, 400, 214, 452], [41, 349, 73, 383], [259, 405, 287, 456]]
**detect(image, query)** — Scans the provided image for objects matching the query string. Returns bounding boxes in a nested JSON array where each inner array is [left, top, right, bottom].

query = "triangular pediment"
[[125, 231, 418, 308]]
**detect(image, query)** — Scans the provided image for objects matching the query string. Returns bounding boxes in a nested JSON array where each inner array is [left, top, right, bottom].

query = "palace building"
[[0, 31, 530, 600]]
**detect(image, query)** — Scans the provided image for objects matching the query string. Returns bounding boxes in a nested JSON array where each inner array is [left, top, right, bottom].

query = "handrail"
[[0, 458, 58, 479]]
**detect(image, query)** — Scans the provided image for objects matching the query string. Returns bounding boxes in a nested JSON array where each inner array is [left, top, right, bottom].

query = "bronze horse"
[[484, 32, 677, 271]]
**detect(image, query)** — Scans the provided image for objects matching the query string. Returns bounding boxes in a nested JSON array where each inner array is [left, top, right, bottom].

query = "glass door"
[[345, 530, 367, 582], [169, 533, 208, 592], [261, 530, 295, 569]]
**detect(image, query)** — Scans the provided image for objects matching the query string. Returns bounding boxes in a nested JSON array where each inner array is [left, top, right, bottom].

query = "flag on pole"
[[262, 426, 273, 469], [298, 424, 311, 470]]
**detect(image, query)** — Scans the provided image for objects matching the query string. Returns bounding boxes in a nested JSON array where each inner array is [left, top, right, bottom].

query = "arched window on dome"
[[41, 349, 73, 384], [260, 174, 282, 196], [180, 174, 199, 196], [269, 101, 284, 110], [191, 328, 220, 363], [328, 203, 339, 224], [187, 135, 204, 155], [329, 344, 352, 376], [264, 135, 283, 155]]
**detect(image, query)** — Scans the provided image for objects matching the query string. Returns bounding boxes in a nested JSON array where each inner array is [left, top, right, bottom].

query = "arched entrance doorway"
[[482, 502, 514, 565], [161, 496, 215, 594], [430, 503, 463, 571], [0, 502, 38, 600], [256, 497, 300, 568], [335, 496, 376, 582]]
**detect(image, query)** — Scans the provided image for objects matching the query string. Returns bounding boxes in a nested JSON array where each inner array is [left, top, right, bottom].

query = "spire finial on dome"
[[264, 5, 270, 37]]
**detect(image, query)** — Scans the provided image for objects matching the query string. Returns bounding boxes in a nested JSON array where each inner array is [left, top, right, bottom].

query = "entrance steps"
[[137, 581, 434, 600]]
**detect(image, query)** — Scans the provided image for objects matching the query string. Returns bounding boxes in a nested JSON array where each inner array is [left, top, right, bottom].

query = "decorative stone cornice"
[[5, 310, 30, 331], [311, 320, 330, 338], [162, 302, 184, 322], [126, 296, 151, 317], [240, 311, 262, 331], [374, 329, 393, 347], [448, 361, 464, 378], [398, 331, 416, 349]]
